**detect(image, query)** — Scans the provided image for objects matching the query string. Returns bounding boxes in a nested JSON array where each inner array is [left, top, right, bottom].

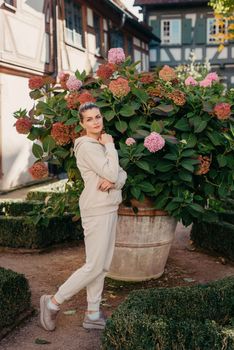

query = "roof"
[[101, 0, 160, 42], [112, 0, 138, 20], [134, 0, 208, 5]]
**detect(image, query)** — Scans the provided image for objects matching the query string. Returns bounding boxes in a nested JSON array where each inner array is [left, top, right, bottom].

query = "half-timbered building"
[[0, 0, 158, 191], [135, 0, 234, 86]]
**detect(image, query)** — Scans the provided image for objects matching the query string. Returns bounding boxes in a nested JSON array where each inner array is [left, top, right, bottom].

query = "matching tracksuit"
[[54, 136, 127, 312]]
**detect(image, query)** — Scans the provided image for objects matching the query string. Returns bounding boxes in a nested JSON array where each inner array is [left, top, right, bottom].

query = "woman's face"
[[80, 108, 103, 137]]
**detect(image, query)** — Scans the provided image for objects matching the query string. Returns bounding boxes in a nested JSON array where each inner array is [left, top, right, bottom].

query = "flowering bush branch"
[[13, 48, 234, 226]]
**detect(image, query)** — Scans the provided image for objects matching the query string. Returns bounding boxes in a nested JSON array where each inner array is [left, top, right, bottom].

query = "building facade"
[[135, 0, 234, 87], [0, 0, 158, 191]]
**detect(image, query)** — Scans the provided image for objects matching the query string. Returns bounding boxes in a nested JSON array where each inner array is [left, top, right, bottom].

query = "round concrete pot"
[[107, 199, 177, 281]]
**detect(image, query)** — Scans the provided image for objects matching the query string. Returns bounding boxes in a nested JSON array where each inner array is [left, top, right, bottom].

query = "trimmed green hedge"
[[191, 220, 234, 261], [0, 200, 44, 216], [102, 277, 234, 350], [103, 313, 234, 350], [0, 267, 31, 332], [0, 215, 83, 249]]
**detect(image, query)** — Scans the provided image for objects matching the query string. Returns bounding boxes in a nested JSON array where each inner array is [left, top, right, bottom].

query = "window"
[[4, 0, 15, 5], [127, 37, 133, 57], [110, 31, 124, 48], [103, 19, 108, 56], [207, 18, 227, 44], [93, 13, 101, 55], [161, 19, 181, 45], [64, 0, 83, 48], [44, 1, 51, 65], [3, 0, 17, 8]]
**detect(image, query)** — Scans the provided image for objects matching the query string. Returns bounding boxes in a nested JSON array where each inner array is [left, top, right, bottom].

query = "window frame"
[[3, 0, 17, 11], [110, 30, 124, 49], [207, 17, 228, 44], [64, 0, 85, 50], [126, 36, 133, 58], [86, 7, 106, 57], [161, 18, 182, 45], [103, 18, 109, 58], [44, 0, 52, 69], [93, 12, 102, 56]]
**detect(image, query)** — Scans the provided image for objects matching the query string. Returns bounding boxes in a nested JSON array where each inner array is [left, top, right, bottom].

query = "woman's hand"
[[97, 178, 115, 192], [98, 133, 113, 145]]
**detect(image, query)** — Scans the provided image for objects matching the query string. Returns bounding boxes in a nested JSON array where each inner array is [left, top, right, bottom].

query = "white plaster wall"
[[133, 37, 140, 46], [60, 45, 91, 73], [217, 47, 228, 59], [87, 32, 96, 55], [1, 0, 47, 73], [150, 48, 157, 62], [206, 47, 218, 60], [232, 47, 234, 58], [170, 48, 181, 61], [160, 49, 170, 62], [87, 8, 93, 27], [0, 74, 36, 190], [185, 48, 203, 61], [21, 0, 44, 17]]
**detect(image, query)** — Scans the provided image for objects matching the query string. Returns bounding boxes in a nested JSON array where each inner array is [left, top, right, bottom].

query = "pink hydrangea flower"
[[213, 102, 231, 120], [185, 76, 198, 86], [109, 77, 130, 98], [199, 79, 212, 88], [144, 132, 165, 153], [205, 72, 219, 82], [125, 137, 136, 146], [66, 76, 82, 91], [159, 65, 177, 82], [108, 48, 125, 64]]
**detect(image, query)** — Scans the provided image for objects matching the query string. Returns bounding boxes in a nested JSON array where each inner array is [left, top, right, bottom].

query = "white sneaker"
[[39, 295, 60, 331], [82, 311, 106, 330]]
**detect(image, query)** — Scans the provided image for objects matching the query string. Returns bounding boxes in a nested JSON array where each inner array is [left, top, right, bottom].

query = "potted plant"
[[13, 48, 234, 281]]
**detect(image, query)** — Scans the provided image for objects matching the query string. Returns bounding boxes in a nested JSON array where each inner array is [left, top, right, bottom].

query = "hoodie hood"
[[74, 136, 100, 153]]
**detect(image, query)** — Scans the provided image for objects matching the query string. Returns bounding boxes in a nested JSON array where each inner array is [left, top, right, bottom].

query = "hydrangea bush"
[[13, 48, 234, 226]]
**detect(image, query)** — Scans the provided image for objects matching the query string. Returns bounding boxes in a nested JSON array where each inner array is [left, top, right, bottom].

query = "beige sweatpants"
[[54, 211, 118, 311]]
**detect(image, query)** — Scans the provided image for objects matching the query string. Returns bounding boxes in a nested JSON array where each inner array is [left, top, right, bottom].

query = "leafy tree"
[[209, 0, 234, 14], [209, 0, 234, 50]]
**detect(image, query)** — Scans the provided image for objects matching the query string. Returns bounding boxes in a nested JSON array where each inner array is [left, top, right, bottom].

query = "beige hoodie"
[[74, 136, 127, 217]]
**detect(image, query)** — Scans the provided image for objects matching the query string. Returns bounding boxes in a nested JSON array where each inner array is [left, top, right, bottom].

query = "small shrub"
[[0, 200, 44, 216], [102, 277, 234, 350], [191, 220, 234, 260], [103, 314, 234, 350], [0, 268, 31, 332], [0, 215, 83, 249]]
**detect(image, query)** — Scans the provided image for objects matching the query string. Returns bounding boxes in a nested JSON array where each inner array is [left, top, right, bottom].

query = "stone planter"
[[108, 199, 177, 281]]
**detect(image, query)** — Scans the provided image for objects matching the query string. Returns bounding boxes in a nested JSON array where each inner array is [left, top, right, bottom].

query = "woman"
[[40, 102, 127, 331]]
